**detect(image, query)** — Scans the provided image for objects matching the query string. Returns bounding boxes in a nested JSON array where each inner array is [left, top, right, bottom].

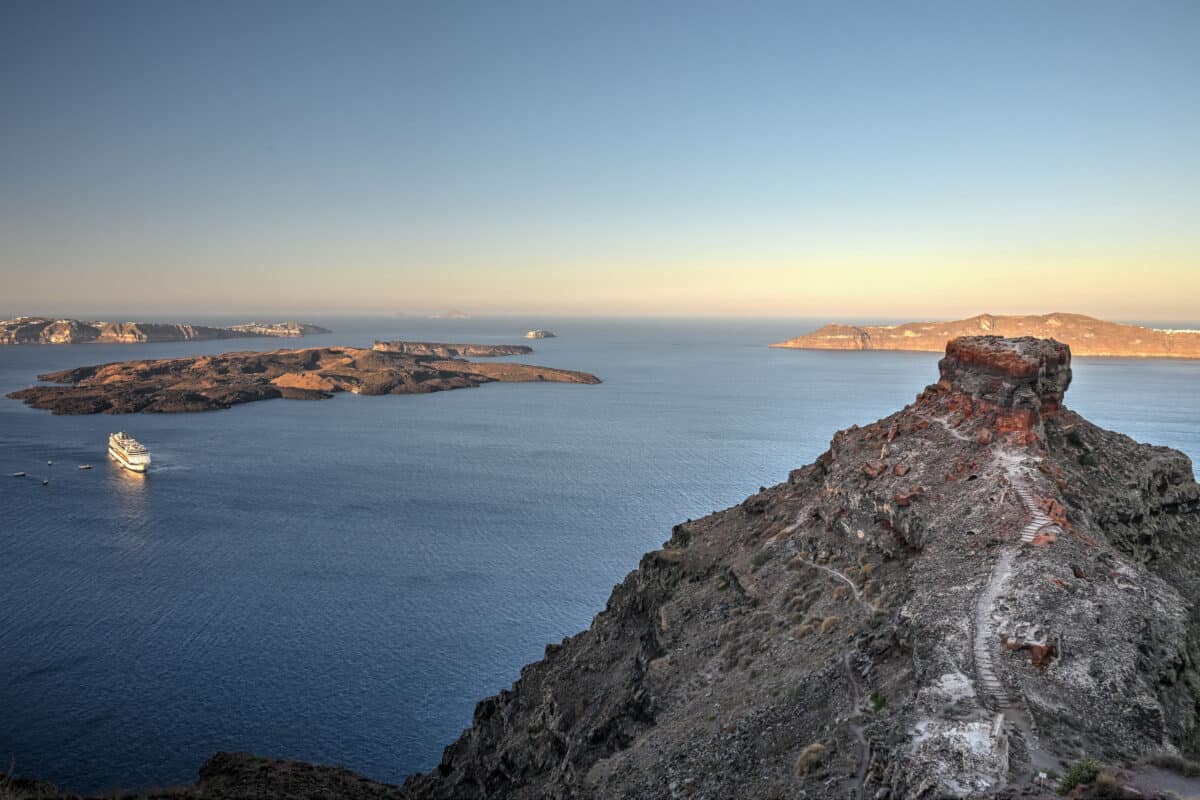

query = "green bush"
[[870, 692, 886, 712], [1058, 759, 1101, 795], [752, 550, 774, 569]]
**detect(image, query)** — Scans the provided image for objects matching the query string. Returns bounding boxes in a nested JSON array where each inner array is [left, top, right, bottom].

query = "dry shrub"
[[820, 616, 840, 633], [794, 742, 827, 776], [794, 623, 816, 637], [832, 585, 851, 601]]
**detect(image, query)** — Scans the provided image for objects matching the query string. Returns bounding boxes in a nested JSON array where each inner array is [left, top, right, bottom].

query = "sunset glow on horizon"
[[2, 1, 1197, 319]]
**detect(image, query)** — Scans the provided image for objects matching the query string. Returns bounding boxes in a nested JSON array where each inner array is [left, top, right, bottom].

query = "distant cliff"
[[0, 317, 331, 345], [372, 341, 533, 358], [769, 313, 1200, 358], [224, 321, 331, 338]]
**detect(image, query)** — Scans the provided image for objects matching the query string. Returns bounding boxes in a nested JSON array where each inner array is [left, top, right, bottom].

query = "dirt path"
[[794, 557, 877, 616], [840, 651, 872, 798]]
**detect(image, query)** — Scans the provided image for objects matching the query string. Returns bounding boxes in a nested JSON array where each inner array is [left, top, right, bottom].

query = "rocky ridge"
[[769, 312, 1200, 358], [0, 317, 331, 345], [6, 346, 599, 414], [398, 335, 1200, 799]]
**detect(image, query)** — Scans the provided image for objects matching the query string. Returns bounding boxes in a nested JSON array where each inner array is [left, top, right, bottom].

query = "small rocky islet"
[[6, 342, 600, 415], [6, 335, 1200, 799]]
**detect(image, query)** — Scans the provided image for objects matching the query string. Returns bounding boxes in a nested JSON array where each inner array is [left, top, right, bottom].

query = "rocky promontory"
[[6, 346, 599, 414], [398, 335, 1200, 799], [0, 317, 331, 345], [372, 341, 533, 358], [770, 312, 1200, 358]]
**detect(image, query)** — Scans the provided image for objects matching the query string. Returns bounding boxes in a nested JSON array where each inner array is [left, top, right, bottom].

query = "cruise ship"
[[108, 432, 151, 473]]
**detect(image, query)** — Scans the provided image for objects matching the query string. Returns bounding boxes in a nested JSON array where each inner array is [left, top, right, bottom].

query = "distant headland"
[[7, 343, 600, 414], [372, 341, 532, 358], [769, 312, 1200, 358], [0, 317, 331, 345]]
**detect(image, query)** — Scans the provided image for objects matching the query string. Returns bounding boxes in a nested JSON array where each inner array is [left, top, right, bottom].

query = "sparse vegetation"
[[794, 742, 826, 776], [1057, 759, 1101, 795], [1149, 752, 1200, 777], [715, 574, 730, 592], [832, 585, 851, 601], [870, 692, 886, 712], [794, 623, 816, 637], [752, 549, 774, 569], [820, 616, 840, 633]]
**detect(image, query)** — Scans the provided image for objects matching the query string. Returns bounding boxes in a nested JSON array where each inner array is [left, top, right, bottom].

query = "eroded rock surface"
[[770, 312, 1200, 358], [6, 346, 600, 414]]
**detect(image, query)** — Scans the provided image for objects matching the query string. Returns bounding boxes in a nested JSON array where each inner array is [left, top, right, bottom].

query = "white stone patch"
[[917, 671, 977, 710], [906, 716, 1009, 798]]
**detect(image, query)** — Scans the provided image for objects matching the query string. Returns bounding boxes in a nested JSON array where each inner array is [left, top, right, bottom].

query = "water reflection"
[[109, 461, 149, 541]]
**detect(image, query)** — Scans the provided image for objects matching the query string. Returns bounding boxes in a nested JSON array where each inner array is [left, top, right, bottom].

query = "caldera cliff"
[[0, 317, 330, 345], [770, 312, 1200, 358]]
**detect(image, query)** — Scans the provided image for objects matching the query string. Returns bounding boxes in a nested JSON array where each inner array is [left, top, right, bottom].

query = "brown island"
[[6, 343, 599, 414], [770, 312, 1200, 358]]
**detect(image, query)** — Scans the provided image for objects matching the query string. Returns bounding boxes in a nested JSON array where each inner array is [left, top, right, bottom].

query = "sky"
[[1, 0, 1198, 319]]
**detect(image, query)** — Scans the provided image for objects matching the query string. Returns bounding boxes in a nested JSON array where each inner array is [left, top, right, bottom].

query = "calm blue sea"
[[1, 316, 1197, 793]]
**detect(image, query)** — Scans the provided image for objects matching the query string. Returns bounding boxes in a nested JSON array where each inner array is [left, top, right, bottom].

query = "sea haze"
[[0, 316, 1197, 793]]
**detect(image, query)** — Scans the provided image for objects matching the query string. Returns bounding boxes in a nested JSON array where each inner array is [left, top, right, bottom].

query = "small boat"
[[41, 479, 49, 486], [79, 464, 93, 470], [12, 472, 25, 478]]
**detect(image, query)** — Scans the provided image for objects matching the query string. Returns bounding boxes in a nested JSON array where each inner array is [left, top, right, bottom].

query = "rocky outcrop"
[[525, 330, 557, 339], [0, 317, 330, 345], [372, 341, 533, 358], [6, 346, 600, 414], [399, 335, 1200, 799], [770, 312, 1200, 358], [0, 752, 405, 799]]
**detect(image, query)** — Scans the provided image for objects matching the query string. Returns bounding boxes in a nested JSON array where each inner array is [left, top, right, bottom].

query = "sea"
[[1, 316, 1197, 793]]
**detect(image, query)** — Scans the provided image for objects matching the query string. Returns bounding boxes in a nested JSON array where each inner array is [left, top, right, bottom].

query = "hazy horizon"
[[3, 1, 1198, 318]]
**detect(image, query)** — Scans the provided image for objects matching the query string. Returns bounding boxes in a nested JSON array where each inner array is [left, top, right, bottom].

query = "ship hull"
[[108, 446, 148, 473]]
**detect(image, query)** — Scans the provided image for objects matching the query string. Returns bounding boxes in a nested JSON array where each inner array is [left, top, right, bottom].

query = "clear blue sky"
[[2, 0, 1197, 317]]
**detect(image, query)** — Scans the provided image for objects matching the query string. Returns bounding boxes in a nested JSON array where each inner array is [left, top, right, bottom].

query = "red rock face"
[[938, 336, 1072, 410], [920, 336, 1073, 447]]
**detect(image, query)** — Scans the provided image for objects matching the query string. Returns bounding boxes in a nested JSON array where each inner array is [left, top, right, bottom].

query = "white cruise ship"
[[108, 432, 151, 473]]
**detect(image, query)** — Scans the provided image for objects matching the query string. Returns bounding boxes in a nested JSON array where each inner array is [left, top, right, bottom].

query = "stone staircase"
[[1010, 468, 1060, 544], [973, 548, 1016, 711]]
